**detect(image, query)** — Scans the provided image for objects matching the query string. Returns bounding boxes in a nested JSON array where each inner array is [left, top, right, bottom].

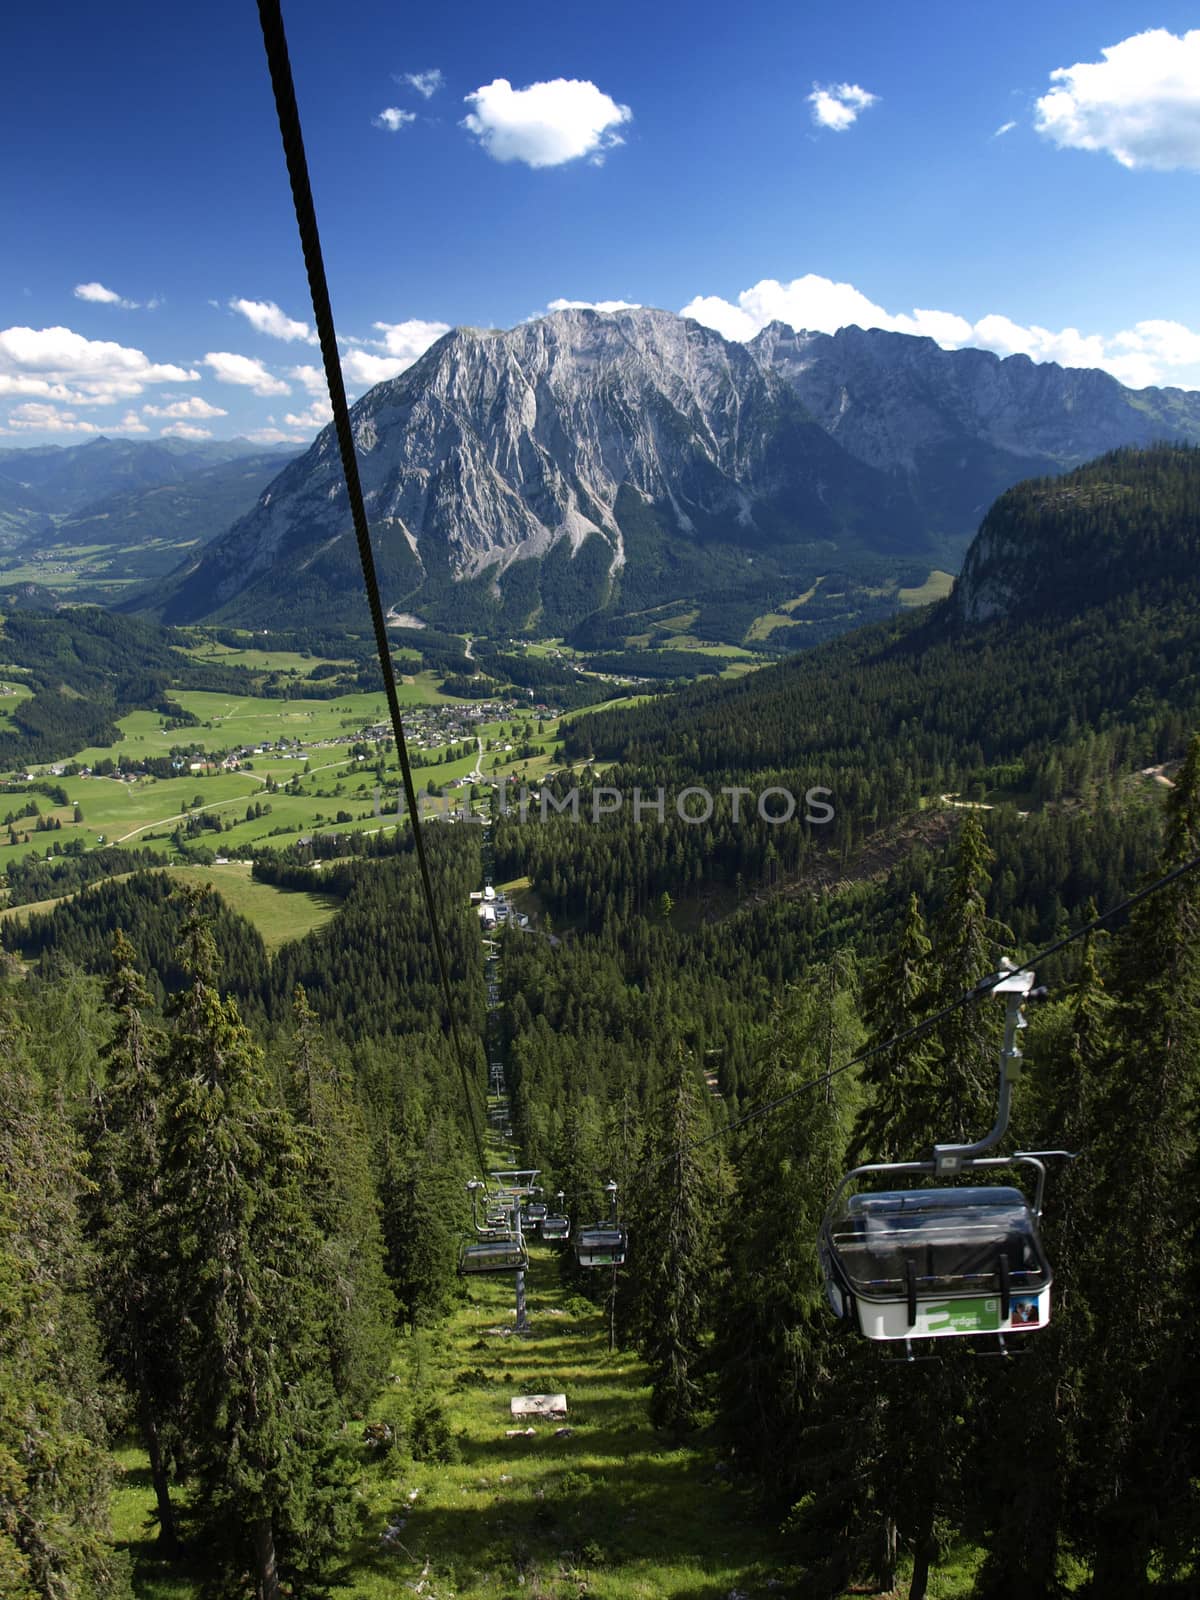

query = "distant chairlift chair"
[[574, 1180, 627, 1268]]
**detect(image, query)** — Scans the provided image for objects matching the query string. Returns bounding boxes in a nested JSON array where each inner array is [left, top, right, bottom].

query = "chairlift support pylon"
[[819, 963, 1069, 1350]]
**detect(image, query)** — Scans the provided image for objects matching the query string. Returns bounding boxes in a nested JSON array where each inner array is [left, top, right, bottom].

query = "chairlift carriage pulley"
[[819, 963, 1069, 1350]]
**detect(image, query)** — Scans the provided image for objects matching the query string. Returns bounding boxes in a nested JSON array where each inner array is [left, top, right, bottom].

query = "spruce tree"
[[0, 999, 130, 1600], [627, 1048, 726, 1433], [1073, 736, 1200, 1594], [283, 986, 397, 1412], [972, 941, 1113, 1598], [717, 984, 876, 1593], [158, 901, 355, 1598], [85, 930, 181, 1551], [848, 892, 933, 1164]]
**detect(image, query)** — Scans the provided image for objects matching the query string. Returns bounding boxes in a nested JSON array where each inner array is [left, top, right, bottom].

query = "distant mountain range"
[[81, 309, 1200, 633], [0, 436, 297, 551]]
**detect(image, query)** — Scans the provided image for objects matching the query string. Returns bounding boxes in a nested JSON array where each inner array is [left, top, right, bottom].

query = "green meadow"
[[110, 1240, 991, 1599]]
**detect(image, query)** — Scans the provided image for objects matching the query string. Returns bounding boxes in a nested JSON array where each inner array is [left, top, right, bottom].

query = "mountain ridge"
[[129, 308, 1200, 633]]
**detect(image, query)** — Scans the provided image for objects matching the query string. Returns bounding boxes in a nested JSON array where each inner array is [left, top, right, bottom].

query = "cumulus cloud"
[[74, 281, 140, 308], [682, 275, 972, 345], [679, 272, 1200, 389], [339, 319, 451, 388], [288, 364, 327, 396], [6, 402, 100, 433], [807, 83, 878, 132], [1035, 29, 1200, 171], [117, 410, 149, 433], [230, 298, 316, 343], [372, 318, 451, 359], [401, 68, 443, 98], [143, 396, 228, 419], [284, 400, 333, 429], [203, 352, 291, 396], [159, 422, 213, 440], [462, 77, 632, 167], [374, 107, 417, 132], [0, 325, 198, 405], [547, 298, 642, 313]]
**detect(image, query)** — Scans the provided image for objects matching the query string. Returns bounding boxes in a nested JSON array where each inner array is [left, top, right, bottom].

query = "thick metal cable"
[[256, 0, 489, 1174]]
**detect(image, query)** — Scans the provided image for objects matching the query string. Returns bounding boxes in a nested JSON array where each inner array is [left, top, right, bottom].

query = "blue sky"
[[3, 0, 1199, 445]]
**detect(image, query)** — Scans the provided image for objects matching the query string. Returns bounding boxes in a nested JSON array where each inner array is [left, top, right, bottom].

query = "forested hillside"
[[3, 447, 1199, 1598]]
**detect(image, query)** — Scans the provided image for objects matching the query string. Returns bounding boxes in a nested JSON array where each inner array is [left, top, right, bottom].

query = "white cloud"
[[6, 402, 100, 433], [284, 400, 333, 429], [807, 83, 878, 132], [143, 396, 228, 419], [203, 352, 291, 396], [682, 275, 972, 345], [372, 318, 451, 359], [680, 272, 1200, 388], [288, 364, 327, 396], [374, 107, 417, 132], [159, 422, 213, 440], [401, 69, 443, 99], [341, 350, 414, 386], [245, 426, 309, 445], [74, 281, 139, 309], [993, 120, 1017, 138], [338, 319, 451, 388], [0, 325, 198, 405], [547, 298, 642, 314], [462, 77, 632, 167], [230, 297, 316, 343], [117, 410, 149, 433], [1035, 29, 1200, 171]]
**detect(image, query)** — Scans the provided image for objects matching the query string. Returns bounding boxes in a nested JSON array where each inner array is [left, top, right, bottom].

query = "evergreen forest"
[[3, 446, 1200, 1599]]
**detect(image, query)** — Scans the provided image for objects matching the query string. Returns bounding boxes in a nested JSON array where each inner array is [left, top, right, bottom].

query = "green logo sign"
[[923, 1297, 1001, 1333]]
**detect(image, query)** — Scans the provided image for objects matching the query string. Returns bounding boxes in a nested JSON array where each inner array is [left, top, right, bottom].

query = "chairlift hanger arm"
[[932, 964, 1038, 1175]]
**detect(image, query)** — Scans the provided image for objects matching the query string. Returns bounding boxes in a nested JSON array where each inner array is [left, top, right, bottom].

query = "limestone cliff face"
[[156, 308, 1200, 626], [751, 321, 1200, 534]]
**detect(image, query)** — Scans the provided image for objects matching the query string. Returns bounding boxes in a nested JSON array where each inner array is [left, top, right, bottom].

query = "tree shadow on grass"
[[354, 1452, 797, 1597]]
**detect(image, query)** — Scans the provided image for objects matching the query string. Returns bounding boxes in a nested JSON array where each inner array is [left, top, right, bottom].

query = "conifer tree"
[[85, 930, 181, 1550], [1073, 736, 1200, 1593], [717, 984, 869, 1590], [972, 939, 1113, 1598], [283, 986, 397, 1411], [0, 999, 130, 1599], [848, 892, 933, 1163], [378, 1120, 460, 1330], [158, 900, 355, 1599], [627, 1048, 726, 1433]]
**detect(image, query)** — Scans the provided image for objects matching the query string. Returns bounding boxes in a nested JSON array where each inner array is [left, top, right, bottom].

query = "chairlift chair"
[[458, 1235, 529, 1275], [574, 1226, 627, 1267], [574, 1180, 627, 1268], [819, 964, 1067, 1347]]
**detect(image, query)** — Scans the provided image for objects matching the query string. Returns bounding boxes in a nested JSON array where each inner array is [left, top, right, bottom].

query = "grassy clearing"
[[164, 862, 339, 949], [778, 578, 826, 613], [0, 863, 338, 952], [744, 612, 810, 643], [114, 1246, 804, 1600], [898, 569, 956, 607]]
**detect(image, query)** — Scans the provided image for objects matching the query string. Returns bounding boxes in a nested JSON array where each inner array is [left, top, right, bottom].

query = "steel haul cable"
[[255, 0, 489, 1176]]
